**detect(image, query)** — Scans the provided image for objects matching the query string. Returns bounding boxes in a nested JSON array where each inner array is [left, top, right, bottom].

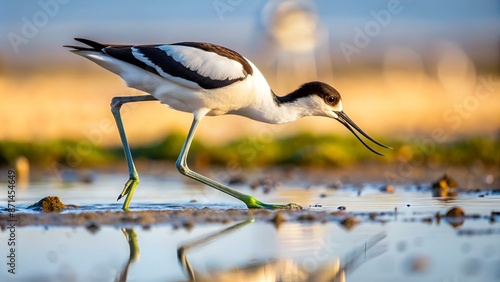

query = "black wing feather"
[[66, 38, 251, 89], [135, 46, 245, 89], [104, 47, 159, 75]]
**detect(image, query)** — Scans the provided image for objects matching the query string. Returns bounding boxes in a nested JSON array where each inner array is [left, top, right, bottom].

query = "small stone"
[[250, 180, 259, 190], [483, 174, 494, 185], [337, 206, 346, 211], [263, 186, 272, 194], [319, 193, 327, 198], [445, 207, 465, 218], [327, 180, 343, 189], [444, 207, 465, 228], [227, 175, 247, 185], [271, 211, 286, 228], [432, 174, 458, 197], [80, 171, 95, 184], [284, 203, 303, 210], [380, 185, 395, 193], [250, 178, 278, 193], [297, 213, 317, 221], [435, 212, 442, 224], [86, 222, 100, 234], [28, 196, 67, 212], [262, 178, 277, 193], [422, 217, 433, 223], [407, 255, 430, 273], [340, 216, 358, 230], [182, 220, 194, 231]]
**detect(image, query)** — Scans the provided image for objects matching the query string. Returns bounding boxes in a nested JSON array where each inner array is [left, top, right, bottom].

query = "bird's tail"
[[64, 38, 107, 52]]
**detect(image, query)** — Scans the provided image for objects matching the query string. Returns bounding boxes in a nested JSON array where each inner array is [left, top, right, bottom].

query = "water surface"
[[1, 173, 499, 281]]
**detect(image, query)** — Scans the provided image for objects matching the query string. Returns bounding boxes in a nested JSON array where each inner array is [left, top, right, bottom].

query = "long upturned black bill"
[[335, 111, 392, 156]]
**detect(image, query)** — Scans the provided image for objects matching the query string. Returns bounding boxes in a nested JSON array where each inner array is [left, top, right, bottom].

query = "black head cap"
[[276, 81, 342, 106]]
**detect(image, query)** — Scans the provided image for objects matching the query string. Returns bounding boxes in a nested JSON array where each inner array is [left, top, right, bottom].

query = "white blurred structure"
[[15, 156, 29, 189], [258, 0, 333, 87]]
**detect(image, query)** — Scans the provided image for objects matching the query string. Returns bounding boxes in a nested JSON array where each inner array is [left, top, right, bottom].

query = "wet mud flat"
[[1, 184, 500, 281], [1, 169, 499, 230], [2, 199, 499, 231], [1, 201, 500, 281]]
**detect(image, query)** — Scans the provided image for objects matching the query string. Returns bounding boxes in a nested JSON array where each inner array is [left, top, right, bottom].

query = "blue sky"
[[0, 0, 499, 66]]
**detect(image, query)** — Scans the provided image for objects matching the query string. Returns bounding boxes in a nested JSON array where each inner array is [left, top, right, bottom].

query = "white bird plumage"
[[66, 38, 390, 210]]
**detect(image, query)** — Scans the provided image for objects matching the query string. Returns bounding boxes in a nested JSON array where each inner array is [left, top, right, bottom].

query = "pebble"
[[340, 216, 358, 230], [271, 211, 286, 228], [297, 213, 317, 221], [483, 174, 494, 185], [380, 185, 395, 193], [227, 175, 247, 185], [27, 196, 73, 213], [86, 222, 100, 234], [407, 255, 430, 273], [445, 207, 465, 218], [327, 180, 343, 189], [432, 174, 458, 197]]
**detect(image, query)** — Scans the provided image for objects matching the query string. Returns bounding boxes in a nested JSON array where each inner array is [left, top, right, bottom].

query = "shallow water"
[[1, 173, 499, 281]]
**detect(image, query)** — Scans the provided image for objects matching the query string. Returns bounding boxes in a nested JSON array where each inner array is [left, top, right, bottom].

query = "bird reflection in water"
[[115, 220, 386, 281], [115, 229, 140, 282], [177, 220, 386, 282]]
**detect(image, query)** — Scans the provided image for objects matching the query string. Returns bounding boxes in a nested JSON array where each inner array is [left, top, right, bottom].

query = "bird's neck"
[[239, 63, 314, 124], [245, 88, 315, 124]]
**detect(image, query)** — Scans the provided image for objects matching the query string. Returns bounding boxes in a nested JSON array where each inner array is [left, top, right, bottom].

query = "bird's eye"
[[326, 95, 338, 105]]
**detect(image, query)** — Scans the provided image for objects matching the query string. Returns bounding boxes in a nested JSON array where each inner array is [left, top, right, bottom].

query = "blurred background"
[[0, 0, 499, 179], [1, 3, 498, 280]]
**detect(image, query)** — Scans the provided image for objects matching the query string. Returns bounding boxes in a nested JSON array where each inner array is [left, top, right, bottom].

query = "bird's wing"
[[67, 38, 253, 89]]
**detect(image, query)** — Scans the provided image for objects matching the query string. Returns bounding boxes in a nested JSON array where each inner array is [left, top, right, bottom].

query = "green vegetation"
[[0, 140, 116, 168], [431, 137, 500, 166], [0, 134, 498, 169]]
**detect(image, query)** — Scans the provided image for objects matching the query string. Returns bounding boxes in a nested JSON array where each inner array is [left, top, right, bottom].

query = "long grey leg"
[[176, 111, 302, 209], [111, 95, 158, 210]]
